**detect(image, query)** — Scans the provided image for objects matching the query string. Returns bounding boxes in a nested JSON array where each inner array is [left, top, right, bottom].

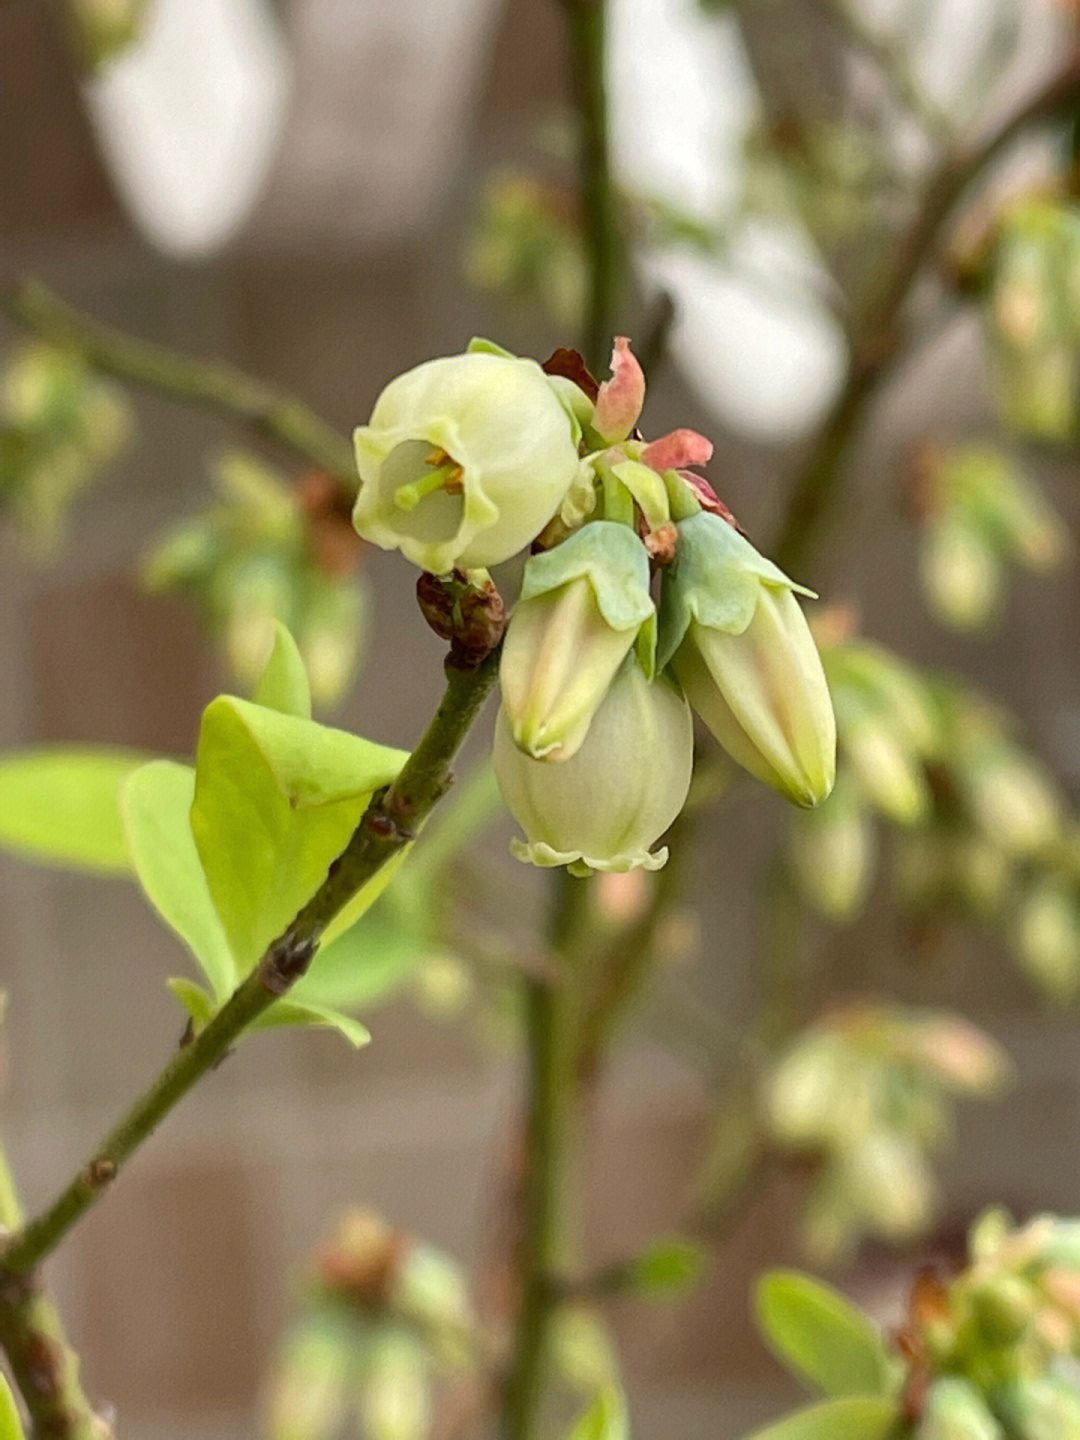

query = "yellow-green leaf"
[[252, 620, 312, 720], [0, 746, 152, 874], [190, 697, 407, 970], [755, 1271, 891, 1398], [737, 1395, 901, 1440], [123, 761, 237, 1001]]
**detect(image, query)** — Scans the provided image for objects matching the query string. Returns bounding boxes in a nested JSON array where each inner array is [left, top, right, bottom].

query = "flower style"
[[499, 521, 656, 761], [352, 349, 582, 574], [658, 511, 835, 807], [493, 658, 693, 875]]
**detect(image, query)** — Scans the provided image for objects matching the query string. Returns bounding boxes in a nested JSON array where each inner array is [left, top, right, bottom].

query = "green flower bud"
[[920, 519, 1003, 631], [1014, 878, 1080, 1005], [840, 1130, 935, 1239], [353, 351, 581, 574], [500, 521, 656, 761], [659, 513, 835, 807], [843, 717, 930, 824], [788, 779, 877, 920], [493, 659, 693, 875], [919, 1377, 1005, 1440]]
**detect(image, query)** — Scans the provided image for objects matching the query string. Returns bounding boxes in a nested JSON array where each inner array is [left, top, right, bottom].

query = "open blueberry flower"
[[353, 350, 582, 574], [493, 658, 693, 875], [500, 521, 656, 761], [658, 511, 836, 807]]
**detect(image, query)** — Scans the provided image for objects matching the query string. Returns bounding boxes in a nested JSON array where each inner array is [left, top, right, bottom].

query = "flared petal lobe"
[[493, 660, 693, 875], [353, 352, 581, 574]]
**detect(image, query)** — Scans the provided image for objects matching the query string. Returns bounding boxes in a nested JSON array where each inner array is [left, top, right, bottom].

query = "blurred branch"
[[772, 47, 1080, 573], [559, 0, 623, 373], [500, 870, 590, 1440], [803, 0, 953, 140], [0, 1141, 108, 1440], [0, 649, 499, 1277], [0, 277, 356, 487]]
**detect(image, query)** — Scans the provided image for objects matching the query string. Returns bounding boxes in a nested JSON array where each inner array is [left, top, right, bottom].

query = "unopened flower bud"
[[788, 781, 876, 920], [659, 512, 835, 807], [919, 1377, 1005, 1440], [1014, 878, 1080, 1004], [353, 350, 581, 574], [493, 659, 693, 875], [992, 1375, 1080, 1440], [500, 521, 655, 760]]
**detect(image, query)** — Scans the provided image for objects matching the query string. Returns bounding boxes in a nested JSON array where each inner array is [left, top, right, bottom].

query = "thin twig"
[[0, 277, 356, 486], [0, 1142, 107, 1440], [802, 0, 954, 141], [0, 652, 500, 1282], [772, 47, 1080, 572]]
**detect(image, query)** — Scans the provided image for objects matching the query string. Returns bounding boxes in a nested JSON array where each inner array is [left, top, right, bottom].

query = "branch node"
[[259, 933, 319, 996], [84, 1160, 116, 1193]]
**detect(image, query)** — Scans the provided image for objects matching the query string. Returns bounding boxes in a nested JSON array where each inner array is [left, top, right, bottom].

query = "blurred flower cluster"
[[0, 342, 133, 547], [742, 1210, 1080, 1440], [986, 195, 1080, 444], [788, 613, 1080, 1005], [763, 1002, 1012, 1264], [143, 452, 369, 710], [265, 1210, 478, 1440], [909, 441, 1070, 632], [900, 1208, 1080, 1438], [463, 167, 587, 331], [351, 338, 837, 875]]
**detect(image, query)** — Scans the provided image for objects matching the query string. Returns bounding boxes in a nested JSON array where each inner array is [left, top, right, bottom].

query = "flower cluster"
[[352, 338, 837, 874]]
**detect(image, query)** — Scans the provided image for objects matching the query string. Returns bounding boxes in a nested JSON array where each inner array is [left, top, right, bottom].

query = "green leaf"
[[737, 1396, 901, 1440], [252, 620, 312, 719], [166, 977, 218, 1030], [755, 1271, 891, 1398], [0, 1374, 25, 1440], [252, 998, 371, 1048], [190, 696, 407, 970], [0, 746, 153, 874], [565, 1386, 629, 1440], [291, 911, 428, 1011], [620, 1237, 708, 1297], [122, 761, 237, 1002]]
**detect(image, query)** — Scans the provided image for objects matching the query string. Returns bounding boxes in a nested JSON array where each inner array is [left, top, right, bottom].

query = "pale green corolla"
[[493, 658, 693, 875], [353, 350, 582, 574], [499, 521, 656, 761], [659, 512, 835, 808]]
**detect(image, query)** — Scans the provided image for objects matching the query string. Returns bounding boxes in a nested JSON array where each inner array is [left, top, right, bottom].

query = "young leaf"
[[290, 910, 428, 1011], [252, 999, 371, 1049], [0, 1374, 26, 1440], [565, 1386, 629, 1440], [0, 746, 153, 874], [190, 697, 407, 970], [252, 620, 312, 719], [755, 1271, 891, 1398], [619, 1237, 708, 1296], [737, 1395, 901, 1440], [166, 977, 219, 1031], [122, 761, 238, 1002]]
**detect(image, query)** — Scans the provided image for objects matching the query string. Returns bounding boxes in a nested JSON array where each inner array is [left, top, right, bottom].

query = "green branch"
[[561, 0, 623, 374], [501, 870, 591, 1440], [772, 48, 1080, 573], [0, 651, 500, 1282], [0, 277, 356, 486], [0, 1143, 106, 1440]]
